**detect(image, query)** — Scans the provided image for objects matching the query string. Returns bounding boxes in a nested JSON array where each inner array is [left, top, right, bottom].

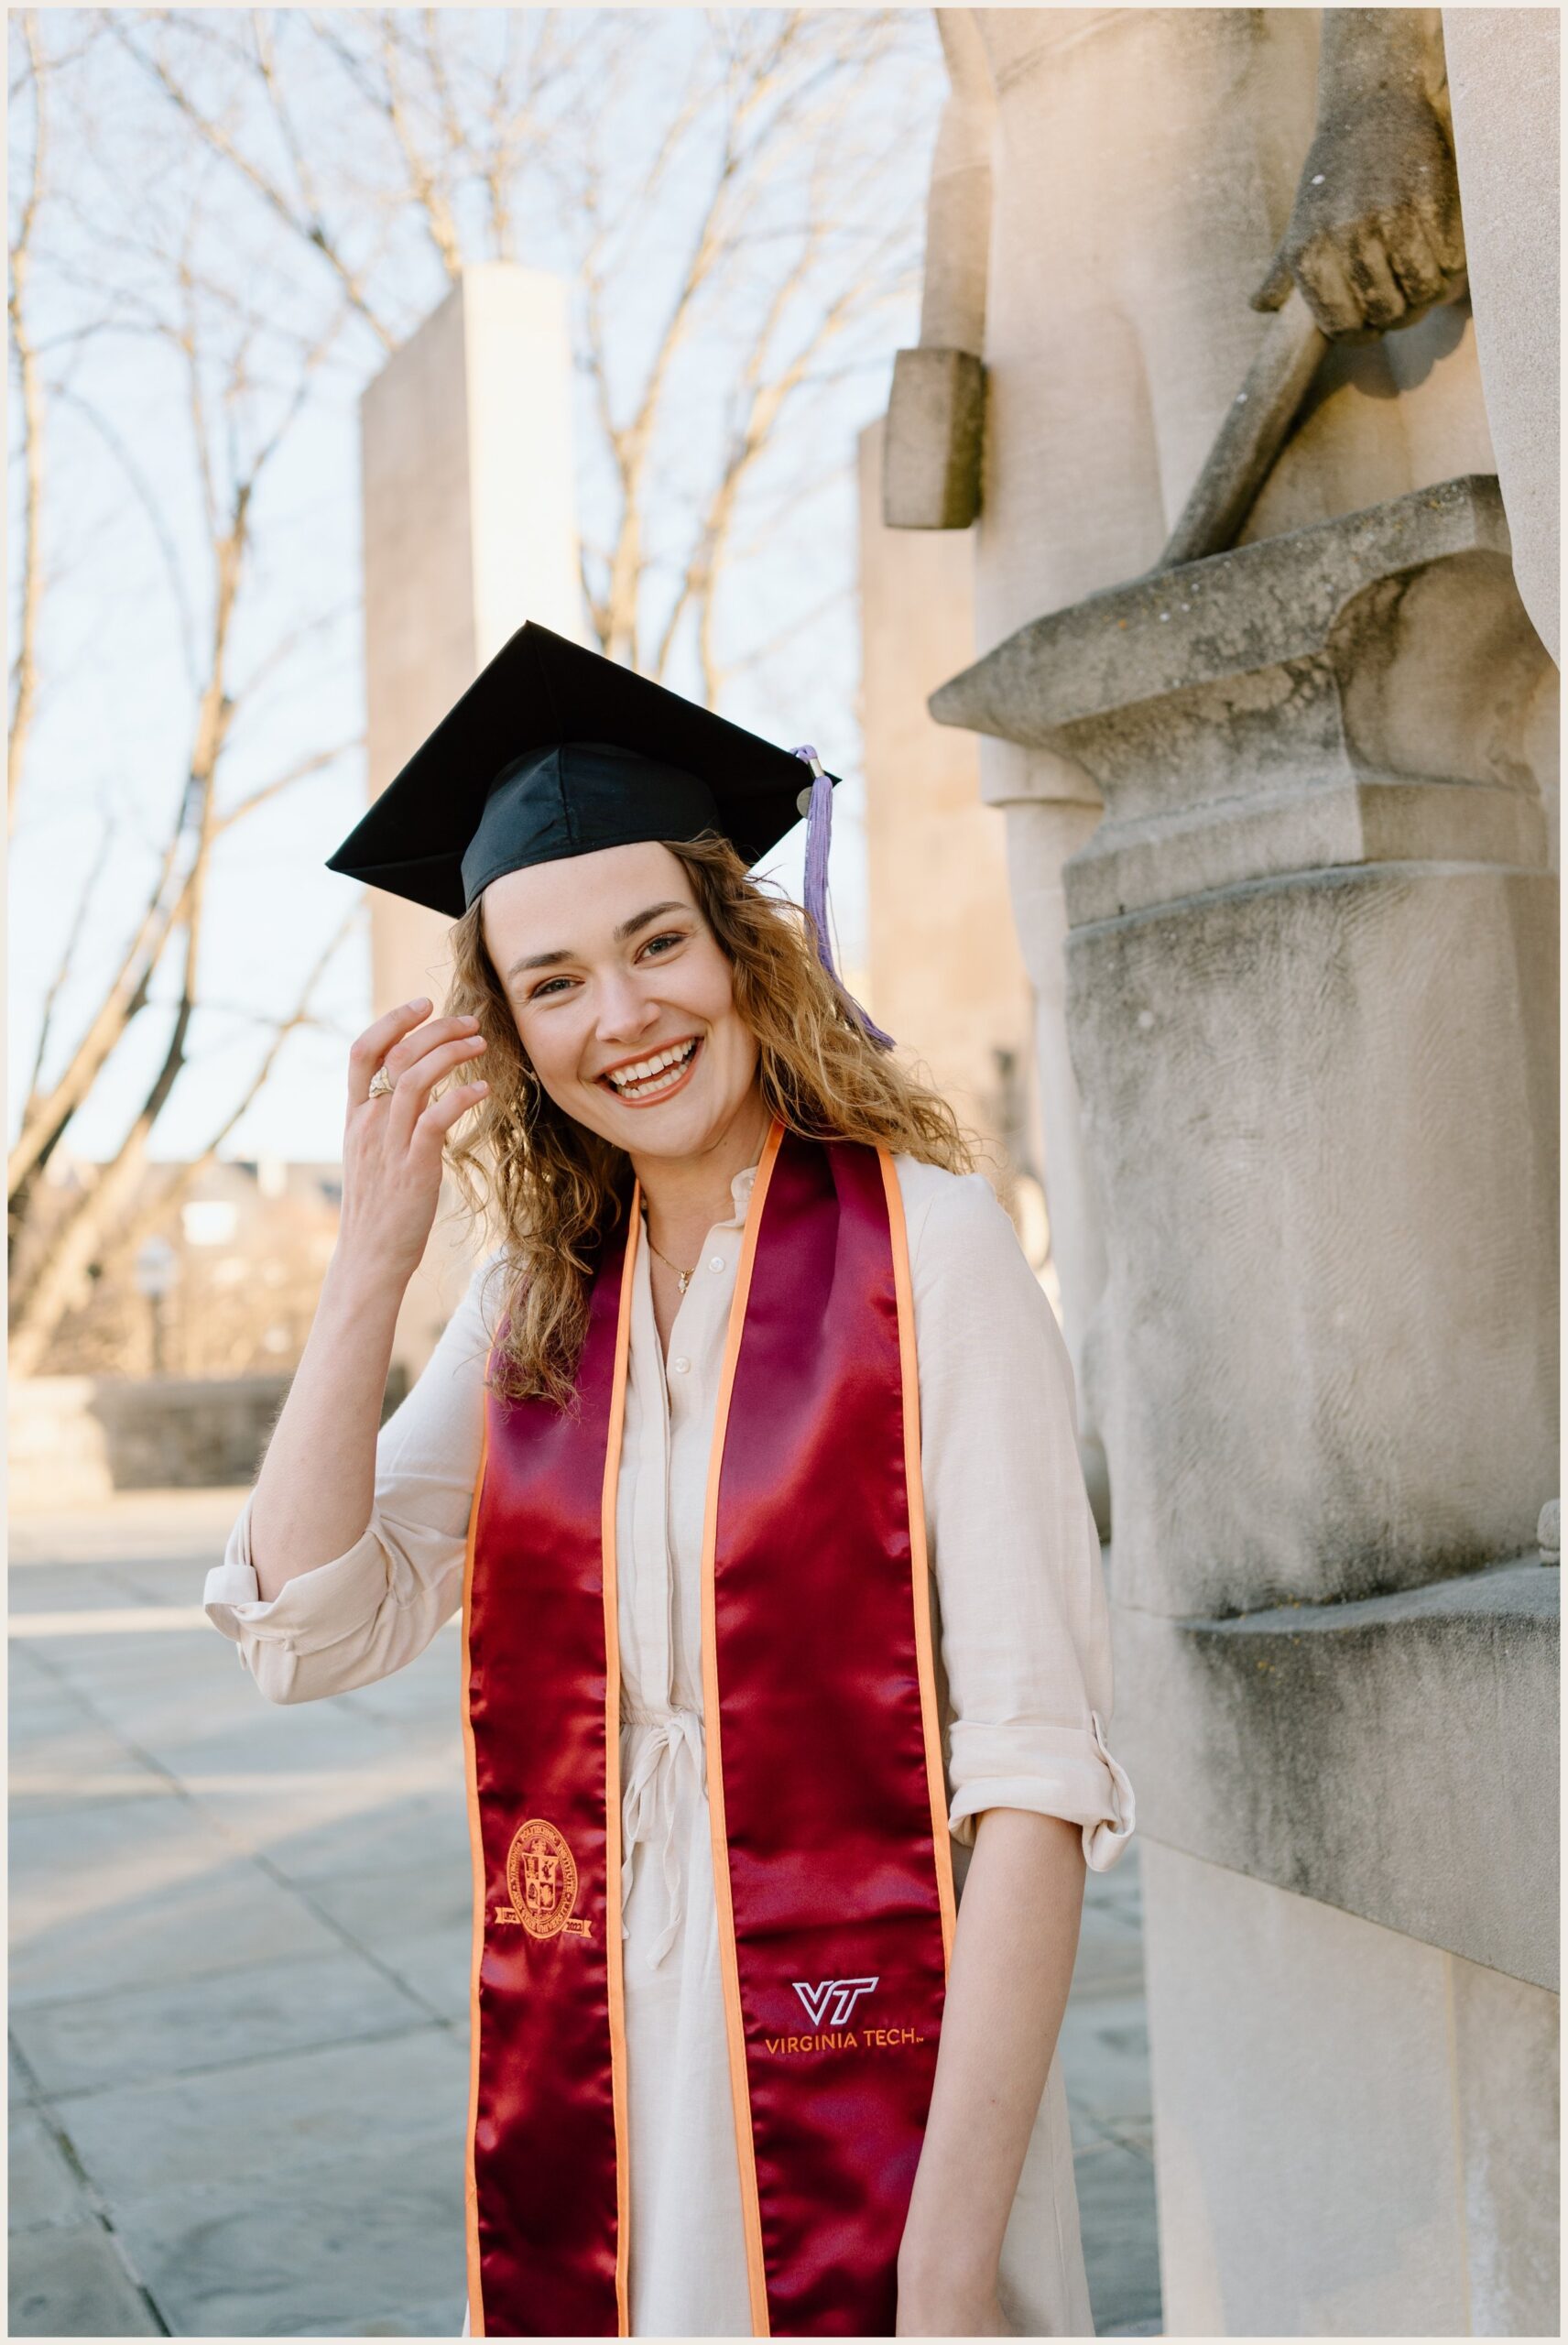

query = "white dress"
[[204, 1155, 1135, 2338]]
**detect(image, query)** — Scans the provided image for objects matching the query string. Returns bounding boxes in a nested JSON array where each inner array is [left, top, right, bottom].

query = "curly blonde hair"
[[443, 834, 973, 1407]]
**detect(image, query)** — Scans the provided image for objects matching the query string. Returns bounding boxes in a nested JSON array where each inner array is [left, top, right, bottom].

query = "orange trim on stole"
[[878, 1149, 958, 1969], [699, 1117, 785, 2340], [459, 1415, 492, 2340], [601, 1205, 640, 2338]]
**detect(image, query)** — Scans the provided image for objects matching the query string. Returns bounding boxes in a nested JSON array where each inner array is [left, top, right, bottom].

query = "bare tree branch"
[[111, 11, 397, 351], [54, 381, 203, 690], [214, 739, 361, 834], [372, 16, 464, 283], [11, 903, 362, 1374], [9, 267, 351, 1207], [94, 899, 364, 1294], [8, 12, 48, 832], [8, 810, 199, 1207], [23, 821, 116, 1107]]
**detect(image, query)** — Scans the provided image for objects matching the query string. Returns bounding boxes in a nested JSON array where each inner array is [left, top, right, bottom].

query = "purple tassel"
[[792, 745, 896, 1050]]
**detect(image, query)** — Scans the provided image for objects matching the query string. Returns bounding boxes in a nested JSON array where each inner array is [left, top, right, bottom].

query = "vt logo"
[[792, 1976, 879, 2027]]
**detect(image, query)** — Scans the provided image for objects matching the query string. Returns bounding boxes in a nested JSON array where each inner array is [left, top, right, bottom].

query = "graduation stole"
[[459, 1123, 956, 2338]]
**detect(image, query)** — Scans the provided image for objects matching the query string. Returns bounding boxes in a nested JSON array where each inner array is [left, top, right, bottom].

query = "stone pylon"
[[855, 424, 1051, 1278], [360, 265, 582, 1375]]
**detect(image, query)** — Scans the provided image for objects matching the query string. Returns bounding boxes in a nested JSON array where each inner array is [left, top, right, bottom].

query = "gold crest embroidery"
[[493, 1816, 593, 1938]]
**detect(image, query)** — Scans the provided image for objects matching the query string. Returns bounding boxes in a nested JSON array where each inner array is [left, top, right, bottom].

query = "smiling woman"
[[202, 621, 1134, 2340], [445, 823, 964, 1403]]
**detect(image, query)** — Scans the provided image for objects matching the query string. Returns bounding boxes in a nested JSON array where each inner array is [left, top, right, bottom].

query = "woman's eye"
[[640, 931, 685, 959], [529, 976, 574, 1000]]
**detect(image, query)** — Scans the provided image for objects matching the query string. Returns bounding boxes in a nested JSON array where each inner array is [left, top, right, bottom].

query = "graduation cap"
[[327, 620, 891, 1043]]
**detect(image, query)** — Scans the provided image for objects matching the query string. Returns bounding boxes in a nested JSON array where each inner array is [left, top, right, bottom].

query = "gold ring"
[[367, 1065, 396, 1099]]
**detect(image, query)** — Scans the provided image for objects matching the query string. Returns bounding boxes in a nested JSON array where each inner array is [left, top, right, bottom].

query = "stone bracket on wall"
[[1115, 1557, 1559, 1991], [928, 474, 1551, 920], [883, 345, 985, 530]]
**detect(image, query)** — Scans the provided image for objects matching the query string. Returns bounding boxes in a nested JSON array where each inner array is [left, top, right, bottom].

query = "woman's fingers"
[[346, 998, 432, 1105], [386, 1032, 488, 1141], [410, 1078, 490, 1153], [378, 1013, 482, 1088], [336, 1007, 485, 1284]]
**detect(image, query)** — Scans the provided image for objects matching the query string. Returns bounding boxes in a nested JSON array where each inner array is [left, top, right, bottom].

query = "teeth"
[[604, 1040, 697, 1095]]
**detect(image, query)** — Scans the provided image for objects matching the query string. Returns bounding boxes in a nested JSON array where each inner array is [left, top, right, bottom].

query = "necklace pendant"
[[677, 1270, 691, 1295]]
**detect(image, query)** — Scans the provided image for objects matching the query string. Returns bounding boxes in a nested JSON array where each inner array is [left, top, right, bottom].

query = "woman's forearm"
[[244, 996, 490, 1603], [897, 1808, 1086, 2332], [246, 1249, 406, 1599]]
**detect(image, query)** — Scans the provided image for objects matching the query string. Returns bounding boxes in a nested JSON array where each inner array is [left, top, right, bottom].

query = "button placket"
[[633, 1175, 752, 1715], [662, 1227, 723, 1396], [626, 1240, 672, 1706]]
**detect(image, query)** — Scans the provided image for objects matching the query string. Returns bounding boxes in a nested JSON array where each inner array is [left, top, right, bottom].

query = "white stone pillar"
[[360, 264, 581, 1373], [856, 422, 1037, 1210], [1000, 795, 1110, 1512], [1443, 7, 1561, 662], [1144, 1842, 1559, 2337]]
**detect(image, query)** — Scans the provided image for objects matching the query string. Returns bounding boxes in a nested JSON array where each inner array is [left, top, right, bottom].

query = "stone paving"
[[9, 1489, 1160, 2339]]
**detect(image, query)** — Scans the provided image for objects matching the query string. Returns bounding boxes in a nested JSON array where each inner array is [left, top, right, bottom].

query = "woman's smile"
[[594, 1033, 703, 1107]]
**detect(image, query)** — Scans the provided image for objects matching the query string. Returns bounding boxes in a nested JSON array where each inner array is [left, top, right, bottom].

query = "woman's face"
[[482, 841, 761, 1162]]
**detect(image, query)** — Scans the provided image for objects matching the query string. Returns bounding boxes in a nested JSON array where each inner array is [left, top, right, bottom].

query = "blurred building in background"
[[7, 1155, 390, 1511], [879, 6, 1558, 2335], [27, 1155, 343, 1382]]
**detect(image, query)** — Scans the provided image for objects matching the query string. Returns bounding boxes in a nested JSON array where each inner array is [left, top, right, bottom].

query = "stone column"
[[1443, 7, 1561, 661], [362, 264, 581, 1020], [933, 473, 1560, 2332], [360, 264, 581, 1373], [856, 424, 1041, 1237]]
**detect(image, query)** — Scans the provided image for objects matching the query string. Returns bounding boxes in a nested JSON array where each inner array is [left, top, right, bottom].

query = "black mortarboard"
[[326, 621, 837, 919]]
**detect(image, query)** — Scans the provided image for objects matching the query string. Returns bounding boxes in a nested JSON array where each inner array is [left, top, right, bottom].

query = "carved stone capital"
[[931, 475, 1552, 922]]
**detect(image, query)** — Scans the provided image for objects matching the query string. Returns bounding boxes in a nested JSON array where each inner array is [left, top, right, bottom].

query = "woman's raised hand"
[[337, 998, 489, 1290]]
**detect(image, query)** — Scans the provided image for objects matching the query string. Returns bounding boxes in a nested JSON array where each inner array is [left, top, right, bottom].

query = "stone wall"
[[10, 1372, 408, 1510], [1145, 1844, 1559, 2336]]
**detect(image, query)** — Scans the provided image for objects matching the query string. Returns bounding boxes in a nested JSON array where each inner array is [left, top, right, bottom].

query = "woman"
[[205, 623, 1134, 2340]]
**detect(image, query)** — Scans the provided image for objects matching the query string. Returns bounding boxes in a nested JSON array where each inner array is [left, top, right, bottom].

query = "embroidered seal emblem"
[[494, 1817, 593, 1937]]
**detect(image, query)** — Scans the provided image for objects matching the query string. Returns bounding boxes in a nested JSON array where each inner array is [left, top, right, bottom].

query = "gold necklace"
[[645, 1228, 696, 1295]]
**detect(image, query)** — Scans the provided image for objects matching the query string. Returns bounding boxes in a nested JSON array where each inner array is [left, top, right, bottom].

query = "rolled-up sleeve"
[[907, 1164, 1135, 1871], [203, 1249, 506, 1705]]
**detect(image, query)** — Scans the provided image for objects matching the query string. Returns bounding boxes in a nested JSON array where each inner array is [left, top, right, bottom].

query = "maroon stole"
[[459, 1124, 956, 2337]]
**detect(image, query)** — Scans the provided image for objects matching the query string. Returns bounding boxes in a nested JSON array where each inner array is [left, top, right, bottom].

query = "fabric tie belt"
[[619, 1704, 706, 1969]]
